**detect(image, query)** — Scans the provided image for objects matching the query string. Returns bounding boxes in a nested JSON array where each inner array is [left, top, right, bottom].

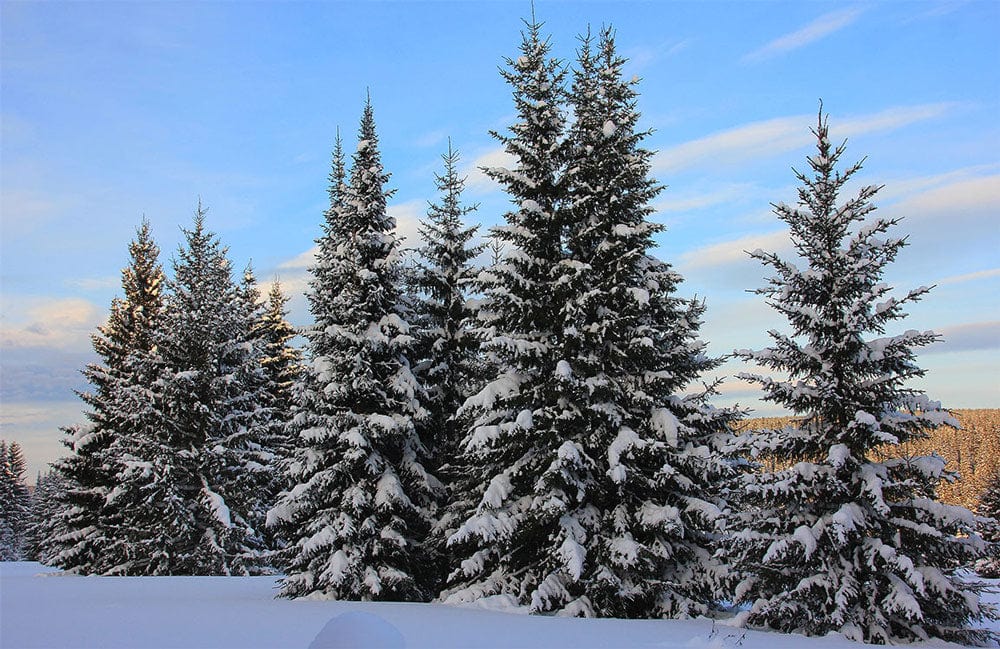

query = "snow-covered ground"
[[1, 562, 996, 649]]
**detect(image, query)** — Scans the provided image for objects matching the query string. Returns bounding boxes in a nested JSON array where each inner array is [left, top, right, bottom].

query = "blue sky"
[[2, 1, 998, 479]]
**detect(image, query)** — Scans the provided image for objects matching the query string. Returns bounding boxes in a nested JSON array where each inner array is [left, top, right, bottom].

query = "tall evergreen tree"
[[255, 279, 302, 555], [53, 219, 165, 574], [559, 27, 735, 617], [440, 15, 573, 612], [443, 24, 736, 619], [0, 441, 31, 561], [723, 110, 995, 644], [413, 140, 484, 473], [269, 99, 440, 601]]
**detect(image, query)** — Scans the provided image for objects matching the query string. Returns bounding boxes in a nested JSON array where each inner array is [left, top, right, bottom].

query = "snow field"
[[3, 562, 996, 649]]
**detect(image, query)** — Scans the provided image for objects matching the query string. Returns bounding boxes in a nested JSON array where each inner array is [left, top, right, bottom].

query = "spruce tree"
[[413, 140, 484, 475], [269, 99, 440, 601], [559, 27, 735, 617], [443, 24, 736, 618], [440, 15, 573, 612], [0, 441, 31, 560], [255, 279, 302, 555], [53, 219, 165, 574], [724, 110, 995, 644]]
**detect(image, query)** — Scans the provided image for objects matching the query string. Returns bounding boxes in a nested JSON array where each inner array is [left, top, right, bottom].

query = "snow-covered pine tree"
[[53, 219, 165, 574], [0, 441, 31, 560], [258, 280, 302, 454], [555, 27, 736, 618], [269, 98, 440, 601], [105, 207, 268, 576], [204, 262, 277, 568], [440, 15, 576, 613], [444, 24, 736, 618], [724, 109, 995, 644], [25, 469, 71, 565], [255, 279, 302, 556], [151, 208, 269, 575], [413, 140, 484, 477], [975, 471, 1000, 578]]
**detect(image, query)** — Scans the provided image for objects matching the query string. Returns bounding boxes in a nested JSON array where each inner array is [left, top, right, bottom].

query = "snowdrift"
[[1, 562, 995, 649]]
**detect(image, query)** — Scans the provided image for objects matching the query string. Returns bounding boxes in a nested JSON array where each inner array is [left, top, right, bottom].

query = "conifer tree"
[[26, 469, 71, 565], [443, 24, 736, 619], [0, 441, 31, 560], [559, 27, 735, 617], [413, 141, 484, 473], [255, 279, 301, 555], [54, 219, 165, 574], [269, 99, 440, 601], [440, 15, 573, 612], [723, 110, 995, 644], [258, 280, 302, 443]]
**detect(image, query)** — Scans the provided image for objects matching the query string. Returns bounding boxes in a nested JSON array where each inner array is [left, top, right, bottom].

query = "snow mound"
[[308, 611, 405, 649]]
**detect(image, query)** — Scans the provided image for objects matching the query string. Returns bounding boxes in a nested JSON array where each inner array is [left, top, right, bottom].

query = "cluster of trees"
[[27, 213, 302, 576], [6, 17, 997, 646]]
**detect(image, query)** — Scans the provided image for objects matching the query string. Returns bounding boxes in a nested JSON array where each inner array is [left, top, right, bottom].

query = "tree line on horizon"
[[1, 18, 998, 646]]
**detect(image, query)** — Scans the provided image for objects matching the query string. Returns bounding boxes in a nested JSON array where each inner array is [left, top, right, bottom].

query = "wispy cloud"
[[1, 297, 104, 350], [654, 103, 954, 174], [743, 8, 864, 63], [926, 320, 1000, 354], [413, 129, 448, 148], [624, 39, 691, 70], [891, 174, 1000, 222], [936, 268, 1000, 286], [278, 246, 318, 271], [680, 229, 791, 271], [65, 276, 120, 292], [463, 147, 517, 194], [654, 182, 759, 213], [388, 200, 426, 250]]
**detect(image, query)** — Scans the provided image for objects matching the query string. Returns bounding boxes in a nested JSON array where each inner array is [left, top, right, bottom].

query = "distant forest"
[[741, 409, 1000, 510]]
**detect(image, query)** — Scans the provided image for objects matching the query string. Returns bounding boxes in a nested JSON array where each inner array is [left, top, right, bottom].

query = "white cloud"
[[278, 246, 318, 270], [65, 276, 120, 291], [680, 229, 791, 271], [655, 115, 810, 174], [891, 174, 1000, 221], [936, 267, 1000, 286], [389, 199, 426, 250], [624, 39, 691, 70], [654, 183, 759, 213], [654, 103, 954, 175], [1, 297, 104, 350], [463, 147, 517, 194], [414, 129, 448, 148], [743, 8, 864, 63], [926, 320, 1000, 354]]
